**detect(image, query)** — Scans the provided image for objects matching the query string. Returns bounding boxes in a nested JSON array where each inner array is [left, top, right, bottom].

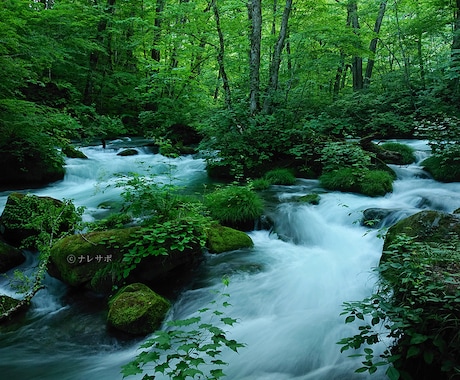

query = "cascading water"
[[1, 139, 460, 380]]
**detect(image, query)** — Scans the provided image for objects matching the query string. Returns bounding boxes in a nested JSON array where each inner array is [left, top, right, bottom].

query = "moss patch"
[[206, 224, 254, 254], [107, 283, 170, 335]]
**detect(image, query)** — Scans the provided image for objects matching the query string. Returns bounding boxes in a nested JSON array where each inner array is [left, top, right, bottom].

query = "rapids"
[[1, 138, 459, 380]]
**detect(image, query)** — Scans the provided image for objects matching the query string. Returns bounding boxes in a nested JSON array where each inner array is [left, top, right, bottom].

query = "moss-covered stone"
[[297, 193, 320, 205], [48, 226, 203, 293], [206, 224, 254, 254], [62, 145, 88, 159], [383, 210, 460, 251], [381, 211, 460, 271], [107, 283, 170, 335], [0, 240, 25, 273], [117, 149, 138, 156], [422, 155, 460, 182], [0, 192, 79, 248]]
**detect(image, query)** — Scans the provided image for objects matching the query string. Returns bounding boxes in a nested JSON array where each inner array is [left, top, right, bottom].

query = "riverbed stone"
[[117, 149, 138, 156], [62, 145, 88, 159], [48, 226, 203, 293], [383, 210, 460, 253], [206, 224, 254, 254], [0, 240, 25, 273], [0, 192, 79, 249], [107, 283, 170, 335]]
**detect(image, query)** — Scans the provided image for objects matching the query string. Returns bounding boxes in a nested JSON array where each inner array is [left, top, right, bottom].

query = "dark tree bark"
[[364, 0, 387, 88], [151, 0, 166, 62], [248, 0, 262, 115], [83, 0, 116, 106], [263, 0, 293, 114], [347, 0, 363, 91], [212, 0, 232, 110]]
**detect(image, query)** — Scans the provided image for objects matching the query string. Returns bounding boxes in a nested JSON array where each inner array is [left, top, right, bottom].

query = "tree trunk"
[[83, 0, 116, 106], [212, 0, 232, 110], [263, 0, 293, 114], [451, 0, 460, 99], [151, 0, 166, 62], [364, 0, 387, 88], [347, 0, 363, 91], [248, 0, 262, 115]]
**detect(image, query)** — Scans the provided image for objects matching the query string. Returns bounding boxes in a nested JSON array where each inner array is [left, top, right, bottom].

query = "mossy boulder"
[[297, 193, 320, 205], [0, 240, 25, 273], [206, 224, 254, 254], [107, 283, 170, 335], [48, 226, 203, 293], [422, 154, 460, 182], [0, 193, 79, 248], [381, 210, 460, 275], [383, 210, 460, 253], [319, 168, 394, 197], [62, 145, 88, 159], [117, 149, 139, 156]]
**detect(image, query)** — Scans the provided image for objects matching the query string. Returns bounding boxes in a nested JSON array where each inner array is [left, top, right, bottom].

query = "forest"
[[1, 0, 460, 185], [1, 0, 460, 379]]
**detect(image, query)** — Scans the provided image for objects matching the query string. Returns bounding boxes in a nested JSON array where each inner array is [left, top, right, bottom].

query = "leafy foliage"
[[338, 234, 460, 380], [381, 143, 416, 165], [204, 185, 264, 229], [264, 168, 296, 185], [121, 280, 245, 380]]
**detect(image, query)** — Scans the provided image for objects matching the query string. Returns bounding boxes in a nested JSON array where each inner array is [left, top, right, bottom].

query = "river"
[[1, 139, 459, 380]]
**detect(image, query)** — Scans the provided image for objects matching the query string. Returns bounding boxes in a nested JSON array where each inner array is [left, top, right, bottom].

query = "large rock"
[[0, 193, 79, 249], [383, 210, 460, 253], [48, 226, 203, 293], [0, 240, 25, 273], [206, 224, 254, 254], [107, 283, 170, 335]]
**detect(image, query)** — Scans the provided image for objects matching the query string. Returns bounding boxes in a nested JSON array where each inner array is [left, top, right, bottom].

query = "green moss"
[[360, 170, 394, 197], [319, 168, 393, 197], [297, 194, 321, 205], [0, 295, 21, 314], [62, 145, 88, 159], [205, 185, 264, 230], [250, 178, 271, 190], [381, 142, 415, 164], [107, 283, 170, 335], [422, 155, 460, 182], [206, 224, 254, 254], [264, 168, 296, 185]]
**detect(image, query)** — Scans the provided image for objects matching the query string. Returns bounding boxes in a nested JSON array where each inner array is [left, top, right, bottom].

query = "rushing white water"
[[1, 139, 460, 380]]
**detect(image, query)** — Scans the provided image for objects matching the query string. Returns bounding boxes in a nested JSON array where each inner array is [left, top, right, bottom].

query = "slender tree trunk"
[[263, 0, 293, 114], [151, 0, 166, 62], [83, 0, 116, 106], [333, 51, 346, 100], [248, 0, 262, 115], [212, 0, 232, 110], [347, 0, 363, 91], [451, 0, 460, 99], [364, 0, 387, 88]]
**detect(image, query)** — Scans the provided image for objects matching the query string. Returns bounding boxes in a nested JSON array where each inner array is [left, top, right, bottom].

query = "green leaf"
[[386, 366, 400, 380]]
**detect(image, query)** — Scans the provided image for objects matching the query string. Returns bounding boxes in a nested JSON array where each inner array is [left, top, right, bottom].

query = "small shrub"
[[320, 168, 393, 197], [264, 168, 296, 185], [319, 168, 361, 193], [250, 178, 271, 190], [360, 170, 393, 197], [319, 142, 373, 172], [422, 146, 460, 182], [381, 142, 416, 164], [204, 185, 264, 230]]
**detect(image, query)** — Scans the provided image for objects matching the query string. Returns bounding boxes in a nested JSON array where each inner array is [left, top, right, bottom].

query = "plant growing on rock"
[[204, 185, 264, 230], [0, 195, 83, 322], [122, 278, 245, 379], [338, 234, 460, 380]]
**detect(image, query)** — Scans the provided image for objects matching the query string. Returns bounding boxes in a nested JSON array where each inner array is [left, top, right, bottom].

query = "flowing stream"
[[1, 139, 460, 380]]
